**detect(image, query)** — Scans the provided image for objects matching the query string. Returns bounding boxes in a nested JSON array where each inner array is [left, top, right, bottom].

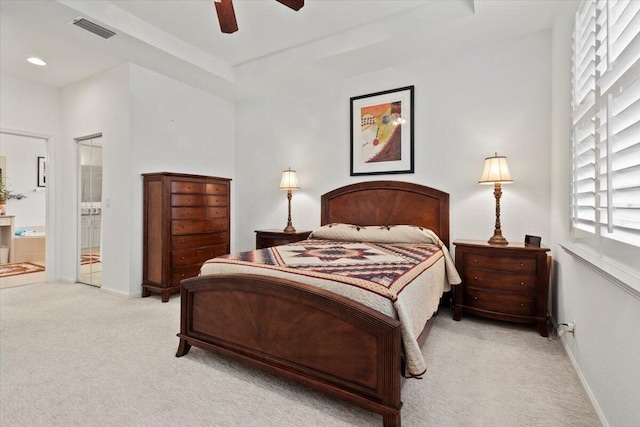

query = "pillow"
[[309, 223, 442, 246]]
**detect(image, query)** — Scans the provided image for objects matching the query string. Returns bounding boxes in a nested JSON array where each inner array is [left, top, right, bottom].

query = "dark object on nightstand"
[[452, 239, 551, 336], [255, 229, 312, 249], [142, 172, 231, 302], [525, 234, 542, 247]]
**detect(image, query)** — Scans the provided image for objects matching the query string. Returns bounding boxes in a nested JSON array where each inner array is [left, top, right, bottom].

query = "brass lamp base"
[[488, 182, 508, 245], [488, 232, 508, 245], [283, 189, 296, 233]]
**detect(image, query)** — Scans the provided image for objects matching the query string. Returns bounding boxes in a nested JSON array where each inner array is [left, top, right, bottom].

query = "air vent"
[[71, 18, 116, 40]]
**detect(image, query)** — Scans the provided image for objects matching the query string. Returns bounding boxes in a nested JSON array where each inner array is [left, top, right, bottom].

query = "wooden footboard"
[[176, 274, 403, 426]]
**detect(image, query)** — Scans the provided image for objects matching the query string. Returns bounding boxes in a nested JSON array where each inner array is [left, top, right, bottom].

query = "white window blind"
[[571, 0, 640, 249]]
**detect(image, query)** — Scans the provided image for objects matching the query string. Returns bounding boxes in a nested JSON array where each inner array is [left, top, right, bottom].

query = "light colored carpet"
[[0, 282, 600, 426]]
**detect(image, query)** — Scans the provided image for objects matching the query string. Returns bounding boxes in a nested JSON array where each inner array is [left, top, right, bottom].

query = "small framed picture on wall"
[[37, 156, 46, 187]]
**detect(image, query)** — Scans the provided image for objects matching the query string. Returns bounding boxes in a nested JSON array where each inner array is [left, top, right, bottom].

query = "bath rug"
[[0, 262, 45, 278]]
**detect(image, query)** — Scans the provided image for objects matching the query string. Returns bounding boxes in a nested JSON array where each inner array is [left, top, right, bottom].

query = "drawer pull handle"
[[181, 256, 185, 260], [181, 240, 185, 243], [474, 259, 478, 263], [520, 263, 524, 267], [474, 296, 478, 300], [474, 277, 478, 280], [181, 274, 185, 277], [520, 282, 524, 286], [520, 303, 524, 307]]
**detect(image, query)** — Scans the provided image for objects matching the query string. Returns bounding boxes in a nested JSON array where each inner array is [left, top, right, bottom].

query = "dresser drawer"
[[0, 217, 11, 226], [206, 207, 228, 218], [171, 181, 205, 194], [206, 195, 228, 207], [206, 183, 228, 195], [171, 194, 205, 207], [464, 253, 536, 274], [464, 288, 536, 316], [171, 207, 205, 219], [172, 219, 228, 235], [171, 232, 228, 250], [172, 245, 228, 268], [171, 265, 202, 286], [464, 268, 536, 293]]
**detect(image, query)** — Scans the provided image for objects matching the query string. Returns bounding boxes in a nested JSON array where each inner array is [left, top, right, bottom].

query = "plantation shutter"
[[572, 0, 640, 247]]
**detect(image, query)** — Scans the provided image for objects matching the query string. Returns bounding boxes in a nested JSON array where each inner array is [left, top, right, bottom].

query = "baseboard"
[[548, 314, 609, 427]]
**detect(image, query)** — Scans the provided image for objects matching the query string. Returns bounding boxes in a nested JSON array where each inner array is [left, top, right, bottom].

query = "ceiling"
[[0, 0, 571, 100]]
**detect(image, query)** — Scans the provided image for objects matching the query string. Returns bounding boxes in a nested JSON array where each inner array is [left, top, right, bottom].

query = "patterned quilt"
[[207, 239, 443, 302]]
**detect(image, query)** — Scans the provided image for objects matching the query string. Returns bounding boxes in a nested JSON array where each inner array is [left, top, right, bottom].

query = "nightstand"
[[255, 229, 312, 249], [452, 239, 551, 336]]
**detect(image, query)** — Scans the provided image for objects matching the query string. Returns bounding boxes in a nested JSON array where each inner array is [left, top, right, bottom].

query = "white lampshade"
[[478, 153, 513, 184], [279, 168, 300, 190]]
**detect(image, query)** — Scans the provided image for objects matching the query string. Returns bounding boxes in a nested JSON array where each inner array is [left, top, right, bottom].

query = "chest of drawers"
[[452, 240, 551, 336], [142, 172, 231, 302]]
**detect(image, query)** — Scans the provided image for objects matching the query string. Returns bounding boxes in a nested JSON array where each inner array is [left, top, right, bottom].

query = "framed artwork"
[[350, 85, 414, 176], [37, 156, 46, 187], [525, 235, 542, 247]]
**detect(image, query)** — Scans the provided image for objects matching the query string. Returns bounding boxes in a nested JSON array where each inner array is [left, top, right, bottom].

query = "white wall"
[[0, 73, 60, 279], [129, 63, 235, 296], [235, 31, 552, 252], [61, 64, 131, 294], [550, 5, 640, 427], [61, 63, 235, 297], [0, 133, 46, 227]]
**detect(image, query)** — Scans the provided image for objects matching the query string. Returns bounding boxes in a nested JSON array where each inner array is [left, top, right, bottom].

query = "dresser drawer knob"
[[474, 259, 478, 263], [520, 303, 524, 307], [181, 240, 185, 243], [181, 274, 185, 277], [520, 263, 524, 267], [474, 276, 478, 280], [474, 296, 478, 300], [181, 256, 185, 260], [520, 282, 524, 286]]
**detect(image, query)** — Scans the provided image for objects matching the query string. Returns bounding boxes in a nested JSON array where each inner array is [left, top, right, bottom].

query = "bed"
[[176, 181, 458, 427]]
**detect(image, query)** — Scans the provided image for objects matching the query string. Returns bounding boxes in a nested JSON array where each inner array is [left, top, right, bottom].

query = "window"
[[570, 0, 640, 283]]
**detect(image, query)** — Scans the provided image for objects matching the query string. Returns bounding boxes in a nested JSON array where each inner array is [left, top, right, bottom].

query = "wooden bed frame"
[[176, 181, 450, 427]]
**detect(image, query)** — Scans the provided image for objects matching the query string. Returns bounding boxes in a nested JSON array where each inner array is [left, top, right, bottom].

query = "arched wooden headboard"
[[320, 181, 450, 248]]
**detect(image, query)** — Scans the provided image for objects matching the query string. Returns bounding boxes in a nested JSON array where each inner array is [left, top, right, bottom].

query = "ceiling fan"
[[213, 0, 305, 34]]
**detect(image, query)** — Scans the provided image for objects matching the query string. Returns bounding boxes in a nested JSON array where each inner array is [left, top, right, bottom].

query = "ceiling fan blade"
[[214, 0, 238, 34], [276, 0, 304, 11]]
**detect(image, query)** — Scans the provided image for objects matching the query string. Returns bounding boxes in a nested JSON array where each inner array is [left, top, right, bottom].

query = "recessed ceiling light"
[[27, 57, 47, 66]]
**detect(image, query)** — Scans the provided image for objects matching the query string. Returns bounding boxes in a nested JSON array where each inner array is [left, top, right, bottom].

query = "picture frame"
[[525, 235, 542, 247], [37, 156, 46, 187], [350, 86, 414, 176]]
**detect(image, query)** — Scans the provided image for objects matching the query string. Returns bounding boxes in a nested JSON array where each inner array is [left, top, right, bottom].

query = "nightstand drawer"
[[464, 268, 536, 293], [464, 253, 536, 274], [464, 288, 536, 316]]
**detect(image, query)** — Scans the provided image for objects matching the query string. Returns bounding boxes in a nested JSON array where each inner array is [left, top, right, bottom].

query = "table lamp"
[[479, 153, 513, 245], [279, 167, 300, 233]]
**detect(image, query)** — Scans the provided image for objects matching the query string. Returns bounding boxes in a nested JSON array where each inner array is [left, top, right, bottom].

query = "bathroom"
[[0, 132, 47, 287]]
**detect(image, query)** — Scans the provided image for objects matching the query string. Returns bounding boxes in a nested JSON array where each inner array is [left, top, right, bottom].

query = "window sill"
[[560, 242, 640, 300]]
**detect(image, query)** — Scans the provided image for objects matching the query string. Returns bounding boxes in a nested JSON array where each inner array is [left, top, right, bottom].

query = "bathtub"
[[14, 228, 45, 263]]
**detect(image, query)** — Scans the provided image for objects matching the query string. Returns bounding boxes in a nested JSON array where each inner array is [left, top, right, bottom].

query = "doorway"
[[77, 135, 102, 287], [0, 131, 48, 289]]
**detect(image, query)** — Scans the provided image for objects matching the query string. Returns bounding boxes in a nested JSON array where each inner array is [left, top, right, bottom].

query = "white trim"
[[548, 314, 609, 427], [559, 241, 640, 300]]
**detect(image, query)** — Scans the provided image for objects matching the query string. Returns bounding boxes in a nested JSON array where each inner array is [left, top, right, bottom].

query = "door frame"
[[0, 127, 54, 280]]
